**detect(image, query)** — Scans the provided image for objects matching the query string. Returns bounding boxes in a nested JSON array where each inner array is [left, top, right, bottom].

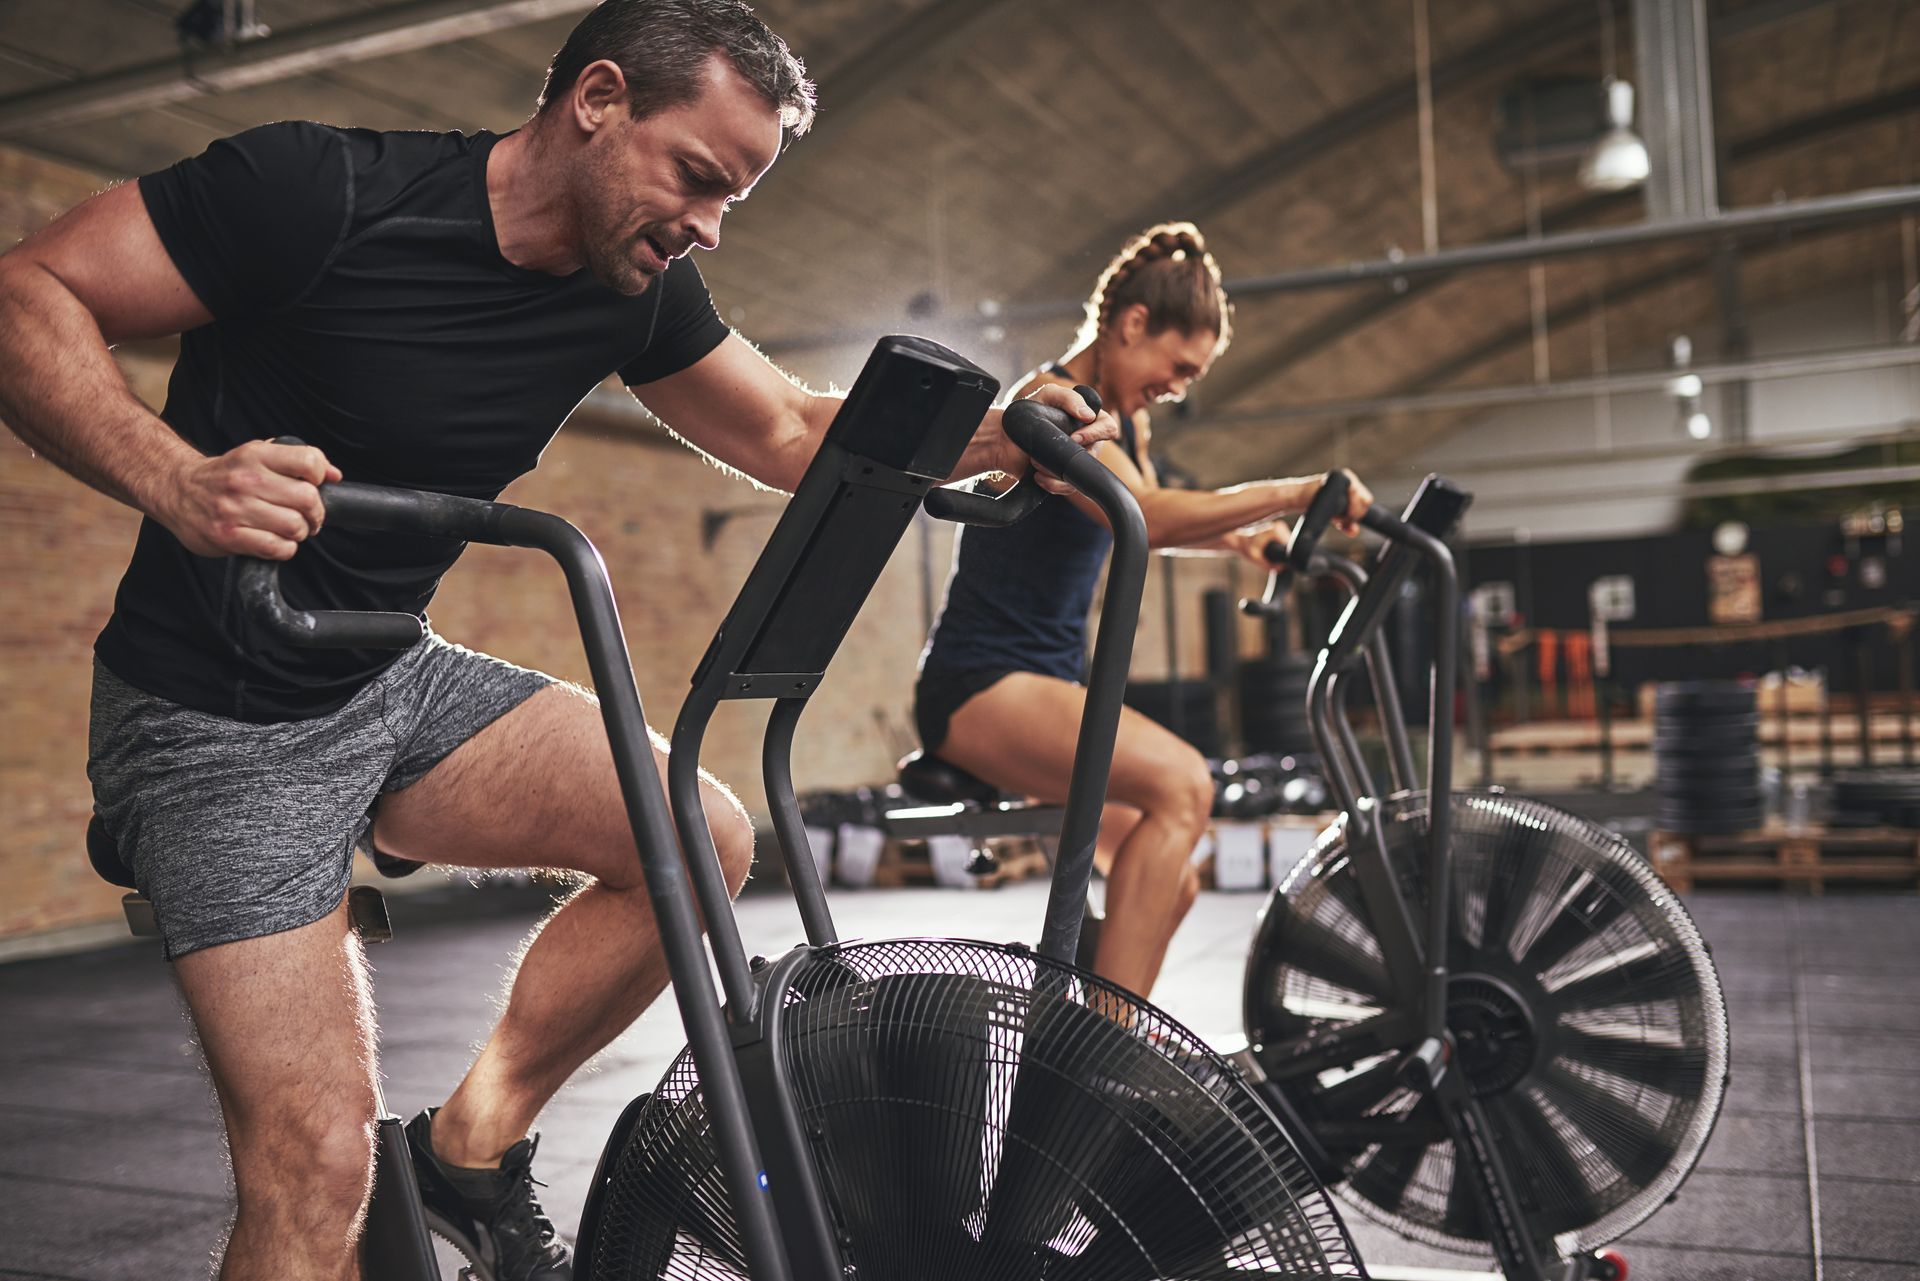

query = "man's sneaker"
[[404, 1107, 572, 1281]]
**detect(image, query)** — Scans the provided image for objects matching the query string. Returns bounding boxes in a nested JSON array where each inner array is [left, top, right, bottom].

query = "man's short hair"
[[539, 0, 816, 138]]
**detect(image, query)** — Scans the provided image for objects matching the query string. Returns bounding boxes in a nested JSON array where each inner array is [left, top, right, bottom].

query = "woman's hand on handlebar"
[[1320, 468, 1374, 534], [1022, 384, 1121, 495], [153, 438, 340, 560], [1223, 522, 1289, 571]]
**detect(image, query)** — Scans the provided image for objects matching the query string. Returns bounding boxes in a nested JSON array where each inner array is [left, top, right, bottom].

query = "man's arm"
[[0, 182, 335, 558], [629, 332, 1114, 494], [625, 333, 825, 493]]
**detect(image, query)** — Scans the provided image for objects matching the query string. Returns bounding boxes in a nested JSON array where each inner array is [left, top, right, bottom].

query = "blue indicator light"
[[758, 1171, 770, 1190]]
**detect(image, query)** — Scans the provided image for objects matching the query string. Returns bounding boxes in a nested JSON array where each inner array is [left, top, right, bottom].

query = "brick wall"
[[430, 428, 946, 815], [1, 146, 138, 945], [0, 141, 1248, 949]]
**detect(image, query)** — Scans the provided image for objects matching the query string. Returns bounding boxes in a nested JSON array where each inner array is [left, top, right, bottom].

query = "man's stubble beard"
[[574, 150, 659, 297], [580, 216, 658, 297]]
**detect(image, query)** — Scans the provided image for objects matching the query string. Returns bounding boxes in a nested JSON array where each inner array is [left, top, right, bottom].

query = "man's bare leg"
[[370, 681, 753, 1166], [173, 900, 378, 1281]]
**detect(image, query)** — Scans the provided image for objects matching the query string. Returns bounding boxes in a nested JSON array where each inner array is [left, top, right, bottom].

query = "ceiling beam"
[[757, 9, 1888, 362], [0, 0, 598, 135], [1177, 342, 1920, 427], [1190, 79, 1920, 411], [1182, 183, 1920, 299], [1711, 0, 1840, 38], [790, 0, 1024, 156], [0, 0, 1014, 174], [1021, 0, 1625, 305], [1028, 0, 1842, 311], [1256, 218, 1872, 475]]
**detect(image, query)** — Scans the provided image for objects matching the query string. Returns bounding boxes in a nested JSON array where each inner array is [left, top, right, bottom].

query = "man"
[[0, 2, 1110, 1277]]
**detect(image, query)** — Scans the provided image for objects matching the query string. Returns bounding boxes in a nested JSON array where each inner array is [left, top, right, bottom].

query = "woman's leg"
[[1095, 802, 1143, 878], [939, 672, 1211, 997]]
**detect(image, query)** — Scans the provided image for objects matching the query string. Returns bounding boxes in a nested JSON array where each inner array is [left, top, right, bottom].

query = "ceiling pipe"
[[759, 183, 1920, 354], [0, 0, 597, 135], [1463, 462, 1920, 513], [1177, 343, 1920, 430], [1197, 184, 1920, 300], [1396, 421, 1920, 479]]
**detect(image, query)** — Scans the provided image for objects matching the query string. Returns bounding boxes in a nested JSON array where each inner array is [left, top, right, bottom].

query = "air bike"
[[1232, 474, 1730, 1281], [230, 335, 1367, 1280]]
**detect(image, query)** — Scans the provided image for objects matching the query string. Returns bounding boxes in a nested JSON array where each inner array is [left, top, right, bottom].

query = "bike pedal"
[[1395, 1034, 1450, 1091], [964, 847, 1001, 876]]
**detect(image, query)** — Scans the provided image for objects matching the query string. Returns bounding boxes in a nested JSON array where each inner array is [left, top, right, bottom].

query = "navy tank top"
[[919, 365, 1140, 684]]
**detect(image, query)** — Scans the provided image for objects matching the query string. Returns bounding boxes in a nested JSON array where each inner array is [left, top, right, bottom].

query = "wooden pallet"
[[1650, 824, 1920, 894], [1490, 713, 1920, 758], [870, 835, 1052, 889]]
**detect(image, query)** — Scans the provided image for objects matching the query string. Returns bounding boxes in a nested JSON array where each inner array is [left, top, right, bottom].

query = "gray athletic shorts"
[[87, 632, 554, 959]]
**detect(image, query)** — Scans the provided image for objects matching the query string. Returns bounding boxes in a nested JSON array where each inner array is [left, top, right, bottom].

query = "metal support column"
[[1635, 0, 1719, 219]]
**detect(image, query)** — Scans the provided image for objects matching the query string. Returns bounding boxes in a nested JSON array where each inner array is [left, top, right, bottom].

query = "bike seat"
[[358, 830, 426, 880], [86, 814, 138, 890], [896, 751, 1005, 807]]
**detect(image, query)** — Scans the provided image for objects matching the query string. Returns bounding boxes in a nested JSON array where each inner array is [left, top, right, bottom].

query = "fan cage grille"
[[1252, 791, 1729, 1258], [589, 936, 1368, 1280]]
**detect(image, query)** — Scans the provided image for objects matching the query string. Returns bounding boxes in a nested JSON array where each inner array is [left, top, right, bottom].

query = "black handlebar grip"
[[922, 475, 1049, 527], [1360, 503, 1412, 541], [1237, 538, 1293, 618], [1002, 384, 1102, 477], [235, 441, 426, 650], [234, 556, 423, 649], [1288, 470, 1351, 573], [925, 384, 1102, 526]]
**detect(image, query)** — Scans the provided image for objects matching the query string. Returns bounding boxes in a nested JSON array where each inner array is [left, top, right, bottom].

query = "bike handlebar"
[[235, 481, 446, 650], [922, 385, 1103, 529], [246, 382, 1118, 647], [235, 439, 529, 649], [235, 527, 423, 650], [1287, 470, 1350, 572], [1359, 502, 1412, 540], [1003, 384, 1102, 476], [1240, 537, 1297, 618]]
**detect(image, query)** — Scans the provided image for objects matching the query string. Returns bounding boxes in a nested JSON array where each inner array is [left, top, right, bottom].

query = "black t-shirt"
[[96, 121, 730, 721]]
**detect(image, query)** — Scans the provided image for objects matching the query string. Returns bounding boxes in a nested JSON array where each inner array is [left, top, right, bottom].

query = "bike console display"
[[1323, 474, 1473, 675], [691, 336, 999, 693]]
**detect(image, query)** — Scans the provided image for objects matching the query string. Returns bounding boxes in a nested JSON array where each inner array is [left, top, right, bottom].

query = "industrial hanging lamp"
[[1579, 77, 1651, 192]]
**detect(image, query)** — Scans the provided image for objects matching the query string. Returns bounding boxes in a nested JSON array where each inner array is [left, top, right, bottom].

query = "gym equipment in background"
[[1654, 680, 1762, 834], [1237, 472, 1729, 1281], [1828, 767, 1920, 827]]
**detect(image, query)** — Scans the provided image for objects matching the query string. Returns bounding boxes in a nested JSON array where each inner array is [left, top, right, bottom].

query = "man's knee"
[[710, 787, 754, 896], [231, 1105, 376, 1225]]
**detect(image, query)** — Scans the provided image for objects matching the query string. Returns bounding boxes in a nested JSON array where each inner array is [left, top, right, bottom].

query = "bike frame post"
[[1400, 524, 1458, 1044]]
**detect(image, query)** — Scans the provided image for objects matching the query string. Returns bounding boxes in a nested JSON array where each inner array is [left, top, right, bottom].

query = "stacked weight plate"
[[1238, 655, 1314, 755], [1655, 681, 1761, 834], [1828, 769, 1920, 828]]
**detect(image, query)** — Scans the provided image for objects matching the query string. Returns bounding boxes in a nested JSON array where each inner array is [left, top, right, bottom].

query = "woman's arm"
[[1012, 370, 1367, 548]]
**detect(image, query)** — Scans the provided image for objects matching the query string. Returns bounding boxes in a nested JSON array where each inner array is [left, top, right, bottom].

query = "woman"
[[916, 222, 1372, 998]]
